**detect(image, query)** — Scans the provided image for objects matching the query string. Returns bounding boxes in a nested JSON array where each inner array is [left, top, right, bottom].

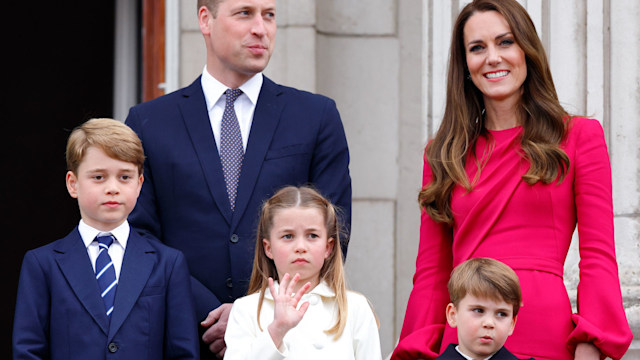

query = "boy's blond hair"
[[66, 118, 145, 175], [448, 258, 522, 315]]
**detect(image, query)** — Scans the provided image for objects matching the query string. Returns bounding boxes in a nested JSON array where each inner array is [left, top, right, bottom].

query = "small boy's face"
[[66, 146, 143, 231], [446, 294, 516, 359]]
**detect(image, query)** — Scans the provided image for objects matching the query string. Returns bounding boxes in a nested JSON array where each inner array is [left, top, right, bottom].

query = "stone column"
[[609, 1, 640, 357], [315, 0, 399, 356]]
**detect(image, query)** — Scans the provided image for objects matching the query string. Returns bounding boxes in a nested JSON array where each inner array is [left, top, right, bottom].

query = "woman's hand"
[[575, 342, 600, 360], [267, 273, 311, 349]]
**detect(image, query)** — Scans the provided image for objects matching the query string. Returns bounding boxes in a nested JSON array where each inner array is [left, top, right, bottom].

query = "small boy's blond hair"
[[66, 118, 145, 175], [448, 258, 522, 315]]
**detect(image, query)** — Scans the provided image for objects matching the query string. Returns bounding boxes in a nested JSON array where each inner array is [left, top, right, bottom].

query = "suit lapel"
[[439, 344, 467, 359], [179, 77, 234, 224], [492, 346, 524, 360], [231, 77, 284, 229], [108, 231, 156, 339], [54, 228, 109, 335]]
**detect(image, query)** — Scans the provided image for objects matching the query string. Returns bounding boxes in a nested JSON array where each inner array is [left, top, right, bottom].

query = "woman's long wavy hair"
[[248, 186, 348, 339], [419, 0, 570, 224]]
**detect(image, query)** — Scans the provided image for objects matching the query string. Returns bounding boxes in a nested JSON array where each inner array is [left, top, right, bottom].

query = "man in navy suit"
[[125, 0, 351, 358], [12, 119, 199, 359]]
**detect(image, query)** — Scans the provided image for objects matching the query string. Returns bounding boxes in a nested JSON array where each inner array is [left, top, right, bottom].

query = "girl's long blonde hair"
[[248, 186, 348, 339]]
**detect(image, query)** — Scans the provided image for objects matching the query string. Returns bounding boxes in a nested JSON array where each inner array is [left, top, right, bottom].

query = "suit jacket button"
[[230, 234, 239, 243], [108, 342, 118, 353], [226, 278, 233, 288]]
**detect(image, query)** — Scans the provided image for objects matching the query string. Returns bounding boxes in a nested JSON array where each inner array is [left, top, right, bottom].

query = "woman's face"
[[463, 10, 527, 107]]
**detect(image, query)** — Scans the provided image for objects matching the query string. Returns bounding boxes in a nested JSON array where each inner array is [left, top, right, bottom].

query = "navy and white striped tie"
[[95, 234, 117, 317]]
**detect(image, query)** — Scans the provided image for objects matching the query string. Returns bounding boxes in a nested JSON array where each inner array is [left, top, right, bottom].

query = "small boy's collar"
[[455, 345, 495, 360]]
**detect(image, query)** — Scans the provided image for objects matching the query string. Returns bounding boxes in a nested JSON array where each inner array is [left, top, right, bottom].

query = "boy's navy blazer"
[[125, 75, 351, 319], [12, 227, 199, 359], [436, 343, 535, 360]]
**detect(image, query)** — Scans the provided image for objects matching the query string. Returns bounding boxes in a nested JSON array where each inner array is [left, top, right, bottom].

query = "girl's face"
[[263, 206, 334, 292]]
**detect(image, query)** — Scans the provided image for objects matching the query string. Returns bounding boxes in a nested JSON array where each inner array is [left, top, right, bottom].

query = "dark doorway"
[[5, 1, 120, 354]]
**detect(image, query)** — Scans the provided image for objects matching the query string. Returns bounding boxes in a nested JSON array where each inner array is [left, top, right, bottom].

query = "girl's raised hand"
[[267, 273, 312, 349]]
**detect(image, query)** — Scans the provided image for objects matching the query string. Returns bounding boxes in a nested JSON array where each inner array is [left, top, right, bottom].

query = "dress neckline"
[[486, 125, 522, 134], [486, 125, 523, 139]]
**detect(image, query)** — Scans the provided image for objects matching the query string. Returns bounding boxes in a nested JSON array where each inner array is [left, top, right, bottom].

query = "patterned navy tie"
[[220, 88, 244, 211], [95, 234, 117, 317]]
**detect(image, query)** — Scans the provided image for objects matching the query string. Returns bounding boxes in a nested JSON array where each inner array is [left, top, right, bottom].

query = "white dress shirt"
[[224, 281, 382, 360], [78, 219, 129, 280], [200, 66, 263, 152], [455, 345, 495, 360]]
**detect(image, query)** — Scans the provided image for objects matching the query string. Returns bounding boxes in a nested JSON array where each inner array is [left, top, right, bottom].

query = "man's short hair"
[[197, 0, 222, 16], [448, 257, 522, 315]]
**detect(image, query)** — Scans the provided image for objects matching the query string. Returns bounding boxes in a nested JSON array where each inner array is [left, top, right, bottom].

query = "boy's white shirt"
[[224, 280, 382, 360], [78, 219, 129, 280], [455, 345, 494, 360], [200, 66, 262, 152]]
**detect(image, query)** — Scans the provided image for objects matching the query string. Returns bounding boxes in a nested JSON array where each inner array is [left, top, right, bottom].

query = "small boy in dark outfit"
[[437, 258, 534, 360]]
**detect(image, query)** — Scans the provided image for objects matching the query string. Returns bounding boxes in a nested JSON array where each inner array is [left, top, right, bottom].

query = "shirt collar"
[[455, 345, 495, 360], [264, 279, 336, 300], [200, 66, 263, 111], [78, 219, 130, 249]]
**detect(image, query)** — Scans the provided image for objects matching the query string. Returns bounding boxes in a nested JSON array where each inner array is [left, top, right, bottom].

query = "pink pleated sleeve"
[[566, 118, 632, 359]]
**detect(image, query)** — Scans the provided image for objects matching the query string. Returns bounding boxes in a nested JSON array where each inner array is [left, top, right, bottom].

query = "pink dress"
[[392, 118, 632, 360]]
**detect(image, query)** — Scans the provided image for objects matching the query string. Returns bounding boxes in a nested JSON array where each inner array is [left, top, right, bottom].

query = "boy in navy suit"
[[438, 258, 533, 360], [12, 118, 199, 359]]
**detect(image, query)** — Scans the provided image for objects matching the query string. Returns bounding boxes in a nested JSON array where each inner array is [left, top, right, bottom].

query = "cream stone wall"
[[176, 0, 639, 358]]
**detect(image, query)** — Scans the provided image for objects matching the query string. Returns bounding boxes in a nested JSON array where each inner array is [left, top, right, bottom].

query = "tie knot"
[[96, 234, 114, 248], [226, 88, 243, 103]]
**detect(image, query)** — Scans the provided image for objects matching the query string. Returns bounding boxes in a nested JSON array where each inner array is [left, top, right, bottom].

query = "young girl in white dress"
[[224, 186, 382, 360]]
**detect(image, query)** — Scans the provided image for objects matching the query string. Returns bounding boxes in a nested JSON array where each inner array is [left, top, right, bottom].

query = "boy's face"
[[66, 146, 143, 231], [446, 293, 516, 359]]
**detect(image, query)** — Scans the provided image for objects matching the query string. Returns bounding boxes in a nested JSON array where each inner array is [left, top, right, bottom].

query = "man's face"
[[199, 0, 276, 87]]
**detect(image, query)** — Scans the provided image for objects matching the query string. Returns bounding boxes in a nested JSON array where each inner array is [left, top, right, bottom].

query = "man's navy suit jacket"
[[12, 227, 199, 359], [125, 76, 351, 319]]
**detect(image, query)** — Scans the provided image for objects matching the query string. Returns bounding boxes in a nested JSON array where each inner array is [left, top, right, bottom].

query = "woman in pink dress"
[[391, 1, 632, 359]]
